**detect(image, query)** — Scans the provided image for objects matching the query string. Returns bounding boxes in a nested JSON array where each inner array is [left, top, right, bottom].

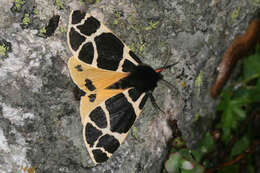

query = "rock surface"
[[0, 0, 259, 172]]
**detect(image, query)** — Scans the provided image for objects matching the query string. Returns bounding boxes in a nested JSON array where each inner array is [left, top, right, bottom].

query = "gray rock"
[[0, 0, 259, 172]]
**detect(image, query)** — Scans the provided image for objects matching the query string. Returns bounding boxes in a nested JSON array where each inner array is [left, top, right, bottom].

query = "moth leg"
[[147, 92, 165, 114], [162, 46, 172, 67], [159, 79, 179, 95]]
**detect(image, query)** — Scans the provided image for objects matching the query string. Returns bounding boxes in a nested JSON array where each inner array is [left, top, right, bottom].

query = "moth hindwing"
[[67, 10, 153, 164]]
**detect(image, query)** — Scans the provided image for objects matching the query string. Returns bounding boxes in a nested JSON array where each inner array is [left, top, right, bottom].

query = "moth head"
[[154, 62, 179, 91], [126, 64, 161, 92]]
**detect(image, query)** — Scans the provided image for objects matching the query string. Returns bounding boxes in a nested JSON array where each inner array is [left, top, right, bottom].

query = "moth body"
[[67, 10, 167, 164], [108, 64, 163, 92]]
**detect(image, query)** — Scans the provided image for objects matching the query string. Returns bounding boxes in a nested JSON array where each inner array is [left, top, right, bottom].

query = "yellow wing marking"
[[68, 56, 128, 93], [68, 56, 127, 124]]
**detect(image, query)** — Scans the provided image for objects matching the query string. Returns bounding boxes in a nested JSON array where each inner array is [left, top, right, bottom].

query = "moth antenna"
[[155, 62, 179, 73], [158, 45, 178, 72], [148, 92, 165, 114], [162, 47, 172, 67], [164, 63, 179, 69]]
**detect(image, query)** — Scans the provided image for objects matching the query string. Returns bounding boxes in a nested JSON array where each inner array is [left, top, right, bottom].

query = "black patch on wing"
[[96, 134, 120, 153], [85, 123, 102, 147], [78, 42, 94, 64], [129, 50, 142, 64], [139, 94, 148, 109], [77, 16, 100, 36], [105, 93, 136, 133], [85, 79, 96, 91], [95, 33, 124, 71], [106, 77, 127, 90], [88, 94, 96, 102], [128, 88, 142, 102], [69, 27, 86, 51], [75, 64, 83, 72], [89, 106, 107, 128], [106, 81, 121, 89], [71, 10, 86, 24], [122, 59, 137, 72], [92, 149, 109, 163]]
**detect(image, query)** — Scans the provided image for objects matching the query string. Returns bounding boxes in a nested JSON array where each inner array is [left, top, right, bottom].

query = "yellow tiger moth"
[[67, 10, 174, 164]]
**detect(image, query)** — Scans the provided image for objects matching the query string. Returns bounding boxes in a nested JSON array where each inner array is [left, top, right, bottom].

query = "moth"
[[67, 10, 174, 164]]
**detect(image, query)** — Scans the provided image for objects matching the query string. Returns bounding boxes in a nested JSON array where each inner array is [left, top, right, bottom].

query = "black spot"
[[95, 33, 124, 71], [88, 94, 96, 102], [106, 81, 121, 89], [74, 64, 83, 72], [128, 88, 142, 102], [92, 149, 109, 163], [45, 15, 60, 37], [85, 79, 96, 91], [71, 10, 86, 24], [122, 59, 137, 72], [77, 16, 100, 36], [78, 42, 94, 64], [106, 77, 127, 90], [73, 86, 86, 101], [129, 50, 142, 64], [96, 134, 120, 153], [139, 94, 148, 109], [85, 123, 102, 147], [105, 93, 136, 133], [69, 27, 86, 51], [89, 106, 107, 129]]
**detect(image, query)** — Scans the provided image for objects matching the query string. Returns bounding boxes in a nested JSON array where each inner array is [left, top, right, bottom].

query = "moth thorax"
[[126, 65, 162, 92]]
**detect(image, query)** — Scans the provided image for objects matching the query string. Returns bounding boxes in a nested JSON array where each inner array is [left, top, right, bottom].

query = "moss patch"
[[231, 7, 240, 20], [0, 39, 12, 58], [55, 0, 64, 9], [0, 45, 7, 56], [22, 13, 30, 26], [14, 0, 25, 11]]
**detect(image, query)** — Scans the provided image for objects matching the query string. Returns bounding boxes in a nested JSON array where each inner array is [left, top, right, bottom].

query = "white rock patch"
[[0, 128, 31, 173], [2, 103, 34, 126]]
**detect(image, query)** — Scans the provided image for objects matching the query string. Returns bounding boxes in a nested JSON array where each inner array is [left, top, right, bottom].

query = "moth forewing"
[[67, 10, 142, 72]]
